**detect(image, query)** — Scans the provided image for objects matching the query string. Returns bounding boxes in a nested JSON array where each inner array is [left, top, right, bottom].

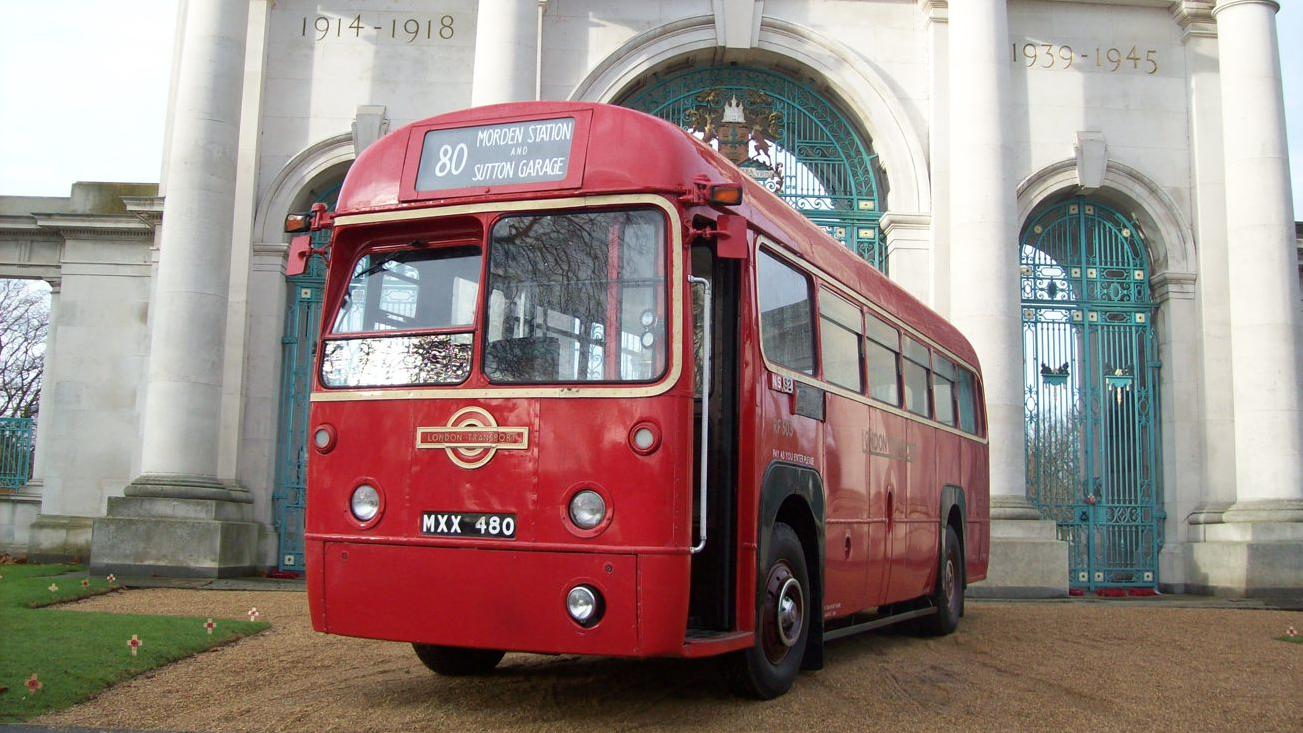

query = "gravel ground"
[[28, 588, 1303, 733]]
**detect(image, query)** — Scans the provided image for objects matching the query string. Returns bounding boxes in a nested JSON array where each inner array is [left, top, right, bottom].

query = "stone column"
[[26, 279, 59, 489], [948, 0, 1065, 597], [920, 1, 950, 317], [1216, 0, 1302, 516], [471, 0, 538, 106], [90, 0, 259, 578], [1189, 0, 1303, 594]]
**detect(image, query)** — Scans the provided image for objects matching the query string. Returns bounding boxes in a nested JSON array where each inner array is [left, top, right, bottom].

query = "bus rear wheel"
[[917, 525, 963, 636], [412, 644, 505, 676], [727, 522, 809, 699]]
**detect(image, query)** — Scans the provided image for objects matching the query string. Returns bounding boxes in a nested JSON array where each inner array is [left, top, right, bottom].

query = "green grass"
[[1278, 634, 1303, 644], [0, 564, 269, 723]]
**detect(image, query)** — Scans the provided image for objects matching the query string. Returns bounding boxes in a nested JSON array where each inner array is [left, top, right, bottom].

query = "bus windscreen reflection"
[[321, 334, 472, 388]]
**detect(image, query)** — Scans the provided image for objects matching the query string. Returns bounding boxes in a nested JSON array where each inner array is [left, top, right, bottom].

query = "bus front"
[[304, 105, 699, 671]]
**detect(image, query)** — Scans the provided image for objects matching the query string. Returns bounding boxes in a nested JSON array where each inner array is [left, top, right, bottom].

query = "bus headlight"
[[350, 484, 381, 522], [569, 490, 606, 530], [566, 584, 603, 627]]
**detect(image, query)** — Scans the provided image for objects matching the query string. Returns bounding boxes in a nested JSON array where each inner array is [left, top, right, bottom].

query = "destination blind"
[[415, 117, 576, 192]]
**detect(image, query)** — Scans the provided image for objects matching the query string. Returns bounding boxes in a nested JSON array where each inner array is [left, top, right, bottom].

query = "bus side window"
[[757, 250, 816, 374], [955, 367, 979, 434], [933, 355, 958, 426], [864, 313, 900, 406], [902, 336, 931, 418], [818, 288, 863, 392]]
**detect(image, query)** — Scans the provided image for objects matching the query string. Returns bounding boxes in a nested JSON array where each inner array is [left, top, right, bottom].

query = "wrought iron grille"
[[1021, 198, 1163, 590], [0, 417, 35, 491], [619, 66, 886, 268], [274, 183, 339, 573]]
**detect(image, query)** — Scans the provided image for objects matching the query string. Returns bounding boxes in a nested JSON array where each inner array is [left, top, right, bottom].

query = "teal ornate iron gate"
[[0, 417, 35, 491], [620, 66, 887, 268], [1021, 198, 1163, 590], [273, 217, 332, 572]]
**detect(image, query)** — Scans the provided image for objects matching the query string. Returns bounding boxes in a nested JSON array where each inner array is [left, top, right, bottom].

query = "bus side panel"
[[964, 438, 991, 582], [877, 410, 913, 604], [822, 393, 870, 619], [903, 420, 940, 600], [936, 429, 962, 576], [731, 311, 763, 635]]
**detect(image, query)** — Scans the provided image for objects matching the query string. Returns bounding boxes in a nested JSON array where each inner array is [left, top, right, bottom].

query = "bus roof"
[[334, 101, 979, 370]]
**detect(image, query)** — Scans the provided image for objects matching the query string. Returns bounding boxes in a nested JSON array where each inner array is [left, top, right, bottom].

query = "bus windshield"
[[484, 208, 666, 383], [319, 207, 668, 389], [321, 245, 481, 388]]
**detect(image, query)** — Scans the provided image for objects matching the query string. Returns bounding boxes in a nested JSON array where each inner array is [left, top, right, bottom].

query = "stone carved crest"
[[683, 88, 785, 193]]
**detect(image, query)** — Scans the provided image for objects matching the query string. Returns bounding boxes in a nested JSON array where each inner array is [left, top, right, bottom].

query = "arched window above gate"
[[619, 66, 887, 269]]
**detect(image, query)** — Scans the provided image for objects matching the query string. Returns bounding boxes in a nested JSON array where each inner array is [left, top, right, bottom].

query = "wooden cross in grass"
[[127, 634, 143, 656]]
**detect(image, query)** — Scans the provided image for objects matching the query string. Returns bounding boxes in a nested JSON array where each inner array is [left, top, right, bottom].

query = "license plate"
[[420, 511, 516, 539]]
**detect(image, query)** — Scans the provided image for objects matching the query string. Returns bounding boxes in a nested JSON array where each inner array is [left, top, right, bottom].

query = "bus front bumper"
[[306, 540, 691, 658]]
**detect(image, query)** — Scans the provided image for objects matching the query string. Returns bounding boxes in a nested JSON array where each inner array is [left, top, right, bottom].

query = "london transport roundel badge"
[[415, 407, 530, 469]]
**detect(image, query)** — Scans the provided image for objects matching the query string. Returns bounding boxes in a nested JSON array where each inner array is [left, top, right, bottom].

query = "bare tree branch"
[[0, 280, 49, 419]]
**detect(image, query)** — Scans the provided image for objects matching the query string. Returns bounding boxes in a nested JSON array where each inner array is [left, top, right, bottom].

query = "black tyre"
[[727, 522, 810, 699], [917, 525, 963, 636], [412, 644, 505, 676]]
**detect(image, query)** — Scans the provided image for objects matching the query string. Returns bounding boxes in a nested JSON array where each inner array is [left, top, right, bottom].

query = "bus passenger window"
[[933, 355, 958, 426], [956, 367, 979, 434], [865, 313, 900, 405], [818, 289, 863, 392], [758, 251, 815, 374], [902, 336, 931, 418]]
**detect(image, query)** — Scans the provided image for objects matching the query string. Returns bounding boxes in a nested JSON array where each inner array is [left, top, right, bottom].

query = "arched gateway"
[[1020, 197, 1163, 591], [620, 65, 888, 269]]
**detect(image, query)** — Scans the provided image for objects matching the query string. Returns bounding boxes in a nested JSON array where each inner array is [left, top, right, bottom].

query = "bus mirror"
[[285, 212, 312, 233], [715, 214, 749, 260], [286, 235, 312, 277]]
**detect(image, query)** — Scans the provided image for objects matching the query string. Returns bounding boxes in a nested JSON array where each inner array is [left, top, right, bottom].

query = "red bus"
[[291, 101, 988, 699]]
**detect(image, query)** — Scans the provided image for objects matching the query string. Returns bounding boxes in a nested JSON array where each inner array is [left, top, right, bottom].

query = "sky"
[[0, 1, 1300, 216]]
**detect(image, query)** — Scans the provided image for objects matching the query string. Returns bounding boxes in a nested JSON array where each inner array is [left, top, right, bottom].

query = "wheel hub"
[[761, 561, 805, 664]]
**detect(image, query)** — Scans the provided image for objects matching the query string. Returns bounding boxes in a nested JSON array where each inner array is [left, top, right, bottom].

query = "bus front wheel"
[[727, 522, 810, 699], [412, 644, 505, 676]]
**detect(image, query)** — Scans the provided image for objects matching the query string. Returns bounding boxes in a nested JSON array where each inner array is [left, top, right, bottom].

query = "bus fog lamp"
[[633, 427, 655, 451], [350, 484, 380, 522], [313, 426, 335, 451], [566, 585, 602, 626], [569, 490, 606, 530]]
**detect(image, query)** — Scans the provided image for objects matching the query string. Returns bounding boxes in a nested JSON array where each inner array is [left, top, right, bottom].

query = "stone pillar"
[[471, 0, 537, 106], [948, 0, 1065, 597], [1188, 0, 1303, 594], [27, 280, 59, 488], [881, 212, 933, 305], [920, 1, 951, 317], [1166, 2, 1231, 588], [90, 0, 259, 578]]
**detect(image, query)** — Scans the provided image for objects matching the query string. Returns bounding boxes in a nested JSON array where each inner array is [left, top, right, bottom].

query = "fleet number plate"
[[420, 511, 516, 539]]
